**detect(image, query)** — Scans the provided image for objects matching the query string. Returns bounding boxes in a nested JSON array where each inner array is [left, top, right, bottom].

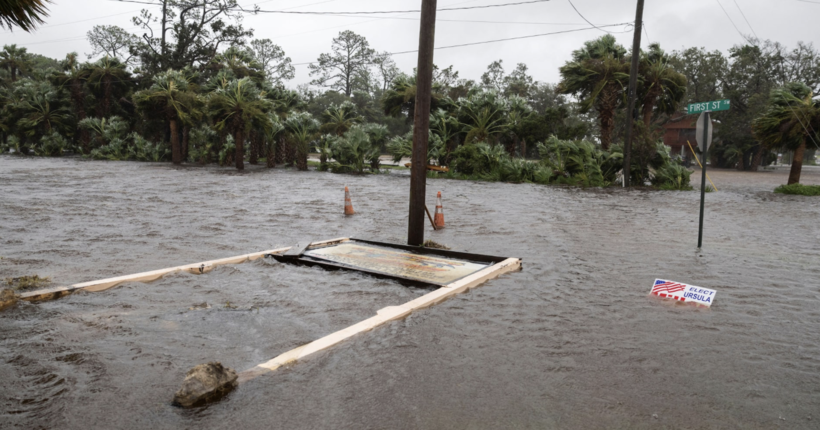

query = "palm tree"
[[638, 43, 687, 125], [265, 114, 285, 168], [87, 56, 131, 117], [429, 108, 460, 163], [208, 78, 273, 170], [50, 52, 91, 152], [15, 81, 71, 140], [78, 116, 129, 149], [752, 82, 820, 185], [284, 111, 320, 170], [210, 46, 266, 85], [382, 74, 446, 122], [321, 101, 362, 136], [558, 35, 630, 150], [332, 126, 372, 174], [457, 91, 509, 145], [134, 70, 203, 164], [0, 44, 31, 81], [506, 94, 534, 156], [0, 0, 50, 32]]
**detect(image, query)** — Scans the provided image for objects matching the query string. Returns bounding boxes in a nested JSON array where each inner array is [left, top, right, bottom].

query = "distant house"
[[661, 114, 816, 167], [661, 114, 699, 158]]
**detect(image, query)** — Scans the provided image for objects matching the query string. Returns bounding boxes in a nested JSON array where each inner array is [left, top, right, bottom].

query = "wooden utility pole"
[[407, 0, 438, 246], [160, 0, 168, 69], [622, 0, 645, 187]]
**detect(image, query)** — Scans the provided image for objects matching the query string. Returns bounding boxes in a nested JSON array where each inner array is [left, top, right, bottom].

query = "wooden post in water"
[[622, 0, 645, 187], [407, 0, 438, 246]]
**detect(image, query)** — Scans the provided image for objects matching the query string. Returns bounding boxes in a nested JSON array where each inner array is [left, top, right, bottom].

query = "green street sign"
[[688, 99, 731, 114]]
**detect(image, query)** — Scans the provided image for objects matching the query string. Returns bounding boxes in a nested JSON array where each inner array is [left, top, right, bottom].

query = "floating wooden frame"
[[16, 237, 521, 386], [243, 238, 521, 382]]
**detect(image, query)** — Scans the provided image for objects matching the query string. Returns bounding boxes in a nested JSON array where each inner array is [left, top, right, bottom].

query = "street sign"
[[688, 99, 730, 115], [696, 112, 713, 152]]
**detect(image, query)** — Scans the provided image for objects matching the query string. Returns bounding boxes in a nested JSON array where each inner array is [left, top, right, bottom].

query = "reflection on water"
[[1, 157, 819, 429]]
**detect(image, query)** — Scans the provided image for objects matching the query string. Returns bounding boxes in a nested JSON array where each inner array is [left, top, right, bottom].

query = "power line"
[[566, 0, 613, 34], [259, 12, 603, 26], [291, 23, 631, 66], [715, 0, 752, 44], [0, 10, 139, 32], [732, 0, 759, 41], [789, 106, 820, 150], [108, 0, 553, 15]]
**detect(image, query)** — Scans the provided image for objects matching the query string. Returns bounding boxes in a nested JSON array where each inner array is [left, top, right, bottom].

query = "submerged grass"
[[774, 183, 820, 196], [4, 275, 51, 291]]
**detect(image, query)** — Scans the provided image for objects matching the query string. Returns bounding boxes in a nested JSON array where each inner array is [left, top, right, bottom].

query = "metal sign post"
[[689, 99, 729, 248], [696, 111, 710, 248]]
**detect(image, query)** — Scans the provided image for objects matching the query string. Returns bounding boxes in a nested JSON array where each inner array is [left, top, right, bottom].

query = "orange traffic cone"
[[344, 186, 355, 215], [434, 191, 445, 228]]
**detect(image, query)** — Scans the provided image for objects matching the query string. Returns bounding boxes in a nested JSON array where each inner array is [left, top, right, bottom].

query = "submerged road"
[[1, 156, 819, 429]]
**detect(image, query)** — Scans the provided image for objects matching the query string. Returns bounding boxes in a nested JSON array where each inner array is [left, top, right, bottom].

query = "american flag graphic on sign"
[[649, 279, 717, 307], [651, 280, 687, 296]]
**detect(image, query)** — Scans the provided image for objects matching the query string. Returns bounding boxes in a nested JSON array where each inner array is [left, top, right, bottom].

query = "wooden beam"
[[18, 237, 350, 302], [238, 257, 521, 383]]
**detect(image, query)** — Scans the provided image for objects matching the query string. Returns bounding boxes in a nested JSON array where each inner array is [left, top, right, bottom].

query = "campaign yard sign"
[[650, 279, 716, 307]]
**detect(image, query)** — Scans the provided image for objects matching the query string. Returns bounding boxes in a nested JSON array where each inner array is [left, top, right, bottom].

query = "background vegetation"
[[1, 0, 818, 188]]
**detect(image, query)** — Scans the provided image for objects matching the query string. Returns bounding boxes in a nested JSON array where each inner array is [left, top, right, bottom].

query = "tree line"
[[1, 0, 818, 185]]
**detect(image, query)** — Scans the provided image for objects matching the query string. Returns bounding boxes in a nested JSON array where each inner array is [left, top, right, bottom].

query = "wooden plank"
[[275, 240, 314, 262], [19, 237, 354, 301], [20, 237, 353, 302], [424, 205, 438, 231], [237, 257, 521, 383], [404, 163, 450, 173], [19, 249, 286, 300]]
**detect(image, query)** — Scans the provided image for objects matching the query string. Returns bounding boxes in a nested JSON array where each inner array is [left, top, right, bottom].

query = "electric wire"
[[715, 0, 752, 44], [790, 106, 820, 150], [732, 0, 759, 41], [108, 0, 552, 15], [0, 10, 140, 31], [566, 0, 612, 34], [290, 23, 631, 66]]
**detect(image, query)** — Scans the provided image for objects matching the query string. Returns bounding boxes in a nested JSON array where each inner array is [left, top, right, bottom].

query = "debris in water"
[[0, 289, 18, 311], [189, 302, 211, 311], [422, 240, 450, 250], [4, 275, 51, 290], [173, 362, 238, 408]]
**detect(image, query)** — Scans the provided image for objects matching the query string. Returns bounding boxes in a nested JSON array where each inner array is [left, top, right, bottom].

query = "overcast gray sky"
[[3, 0, 819, 87]]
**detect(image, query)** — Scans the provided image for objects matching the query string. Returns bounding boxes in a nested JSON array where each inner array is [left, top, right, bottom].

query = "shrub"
[[89, 138, 128, 160], [387, 130, 446, 167], [2, 136, 25, 154], [652, 163, 693, 190], [537, 136, 621, 187], [35, 133, 71, 156], [451, 141, 504, 175], [129, 133, 169, 162], [188, 125, 217, 164], [774, 183, 820, 196], [314, 134, 335, 171], [219, 135, 235, 166], [331, 126, 373, 173]]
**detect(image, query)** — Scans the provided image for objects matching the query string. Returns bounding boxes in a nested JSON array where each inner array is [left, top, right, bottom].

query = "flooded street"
[[1, 156, 819, 429]]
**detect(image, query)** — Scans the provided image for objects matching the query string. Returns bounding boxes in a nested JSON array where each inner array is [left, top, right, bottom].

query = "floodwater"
[[1, 156, 819, 429]]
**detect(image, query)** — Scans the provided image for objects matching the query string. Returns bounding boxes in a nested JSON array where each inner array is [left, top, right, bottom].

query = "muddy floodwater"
[[1, 156, 819, 429]]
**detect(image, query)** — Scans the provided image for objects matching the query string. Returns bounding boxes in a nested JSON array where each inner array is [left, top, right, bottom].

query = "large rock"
[[172, 362, 238, 408], [0, 289, 18, 312]]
